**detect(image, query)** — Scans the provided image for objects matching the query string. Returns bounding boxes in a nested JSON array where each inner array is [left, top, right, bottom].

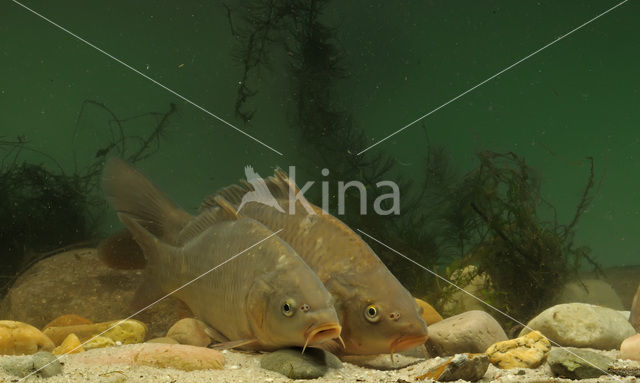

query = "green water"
[[1, 0, 638, 287]]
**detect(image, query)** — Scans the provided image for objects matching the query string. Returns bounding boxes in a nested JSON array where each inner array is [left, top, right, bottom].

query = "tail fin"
[[102, 158, 192, 245]]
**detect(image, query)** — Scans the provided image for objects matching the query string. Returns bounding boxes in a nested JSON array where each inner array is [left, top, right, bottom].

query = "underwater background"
[[1, 0, 639, 324]]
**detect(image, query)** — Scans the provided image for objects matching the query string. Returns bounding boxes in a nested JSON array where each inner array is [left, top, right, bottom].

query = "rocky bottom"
[[0, 346, 637, 383]]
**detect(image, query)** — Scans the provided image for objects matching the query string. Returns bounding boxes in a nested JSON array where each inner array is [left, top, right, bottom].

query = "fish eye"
[[282, 299, 296, 317], [364, 304, 381, 323]]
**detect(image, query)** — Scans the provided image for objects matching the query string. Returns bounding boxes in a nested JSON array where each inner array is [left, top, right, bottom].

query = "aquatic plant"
[[228, 0, 599, 325], [438, 152, 600, 325], [0, 101, 175, 296]]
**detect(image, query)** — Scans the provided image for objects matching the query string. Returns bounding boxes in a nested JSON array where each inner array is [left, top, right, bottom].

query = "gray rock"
[[418, 353, 489, 382], [631, 284, 640, 332], [426, 310, 507, 356], [520, 303, 636, 349], [261, 348, 342, 379], [0, 249, 183, 338], [547, 347, 613, 379], [553, 279, 624, 310], [0, 351, 62, 378]]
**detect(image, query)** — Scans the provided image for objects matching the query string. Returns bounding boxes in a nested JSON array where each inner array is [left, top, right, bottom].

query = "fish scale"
[[205, 169, 429, 356], [102, 158, 342, 351]]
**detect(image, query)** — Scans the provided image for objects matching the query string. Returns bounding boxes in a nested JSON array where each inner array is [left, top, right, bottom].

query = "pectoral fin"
[[208, 338, 258, 350]]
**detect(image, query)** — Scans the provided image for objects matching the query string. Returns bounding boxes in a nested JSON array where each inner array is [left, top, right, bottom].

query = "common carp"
[[102, 159, 342, 351], [203, 169, 428, 357]]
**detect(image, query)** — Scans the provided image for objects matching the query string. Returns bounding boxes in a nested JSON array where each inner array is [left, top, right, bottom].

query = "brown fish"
[[203, 169, 428, 356], [102, 158, 342, 351]]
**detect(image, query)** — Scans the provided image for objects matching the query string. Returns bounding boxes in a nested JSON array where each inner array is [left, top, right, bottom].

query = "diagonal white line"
[[356, 0, 629, 156], [9, 0, 284, 156], [18, 228, 283, 382], [356, 228, 625, 382]]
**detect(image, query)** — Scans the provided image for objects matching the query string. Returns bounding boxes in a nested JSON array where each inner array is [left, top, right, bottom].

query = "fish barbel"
[[203, 169, 428, 356], [102, 159, 342, 351]]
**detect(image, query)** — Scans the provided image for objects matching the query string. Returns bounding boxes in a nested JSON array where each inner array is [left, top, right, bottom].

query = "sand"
[[0, 347, 638, 383]]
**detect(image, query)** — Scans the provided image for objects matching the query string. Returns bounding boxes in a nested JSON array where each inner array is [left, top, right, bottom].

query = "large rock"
[[0, 249, 184, 339], [620, 334, 640, 362], [442, 266, 492, 315], [553, 279, 624, 310], [0, 320, 54, 355], [72, 343, 224, 371], [261, 348, 342, 379], [631, 284, 640, 332], [426, 311, 507, 356], [520, 303, 636, 350], [485, 330, 551, 369], [547, 347, 613, 379]]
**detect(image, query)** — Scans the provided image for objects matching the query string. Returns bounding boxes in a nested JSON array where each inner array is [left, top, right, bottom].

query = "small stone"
[[0, 351, 62, 378], [520, 303, 636, 349], [166, 318, 211, 347], [146, 337, 179, 344], [416, 353, 489, 382], [485, 330, 551, 369], [43, 319, 147, 346], [620, 334, 640, 362], [43, 314, 92, 330], [261, 348, 342, 379], [0, 320, 54, 355], [426, 311, 507, 356], [73, 343, 225, 371], [84, 336, 116, 350], [631, 284, 639, 332], [547, 347, 614, 379], [415, 298, 443, 325], [53, 333, 84, 355], [32, 351, 63, 377]]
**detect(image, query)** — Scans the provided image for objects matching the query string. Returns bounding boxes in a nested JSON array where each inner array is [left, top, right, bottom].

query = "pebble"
[[42, 314, 93, 330], [260, 347, 342, 379], [547, 347, 614, 379], [53, 333, 84, 355], [520, 303, 636, 349], [0, 351, 63, 378], [416, 353, 489, 382], [485, 330, 551, 369], [620, 334, 640, 362], [631, 284, 639, 332], [0, 320, 54, 355], [43, 319, 147, 346], [73, 343, 225, 371], [166, 318, 211, 347], [415, 298, 443, 325], [426, 310, 508, 356]]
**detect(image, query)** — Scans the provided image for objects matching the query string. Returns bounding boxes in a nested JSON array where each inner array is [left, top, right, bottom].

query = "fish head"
[[246, 258, 342, 350], [328, 268, 428, 355]]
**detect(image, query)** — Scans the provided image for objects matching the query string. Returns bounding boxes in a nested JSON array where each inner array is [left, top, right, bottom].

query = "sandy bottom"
[[0, 347, 637, 383]]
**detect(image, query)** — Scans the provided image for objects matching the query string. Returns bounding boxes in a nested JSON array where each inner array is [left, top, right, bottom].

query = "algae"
[[230, 0, 599, 325], [0, 101, 175, 296]]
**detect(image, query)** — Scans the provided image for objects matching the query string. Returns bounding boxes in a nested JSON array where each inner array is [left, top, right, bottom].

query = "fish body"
[[205, 170, 428, 355], [102, 159, 341, 351]]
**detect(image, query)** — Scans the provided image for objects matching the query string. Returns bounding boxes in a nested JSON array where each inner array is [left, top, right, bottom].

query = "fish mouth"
[[303, 322, 343, 353], [389, 334, 429, 362]]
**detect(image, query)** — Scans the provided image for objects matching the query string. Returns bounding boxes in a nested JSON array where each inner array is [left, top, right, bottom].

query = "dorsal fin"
[[102, 157, 192, 246], [178, 196, 239, 244], [200, 168, 309, 212]]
